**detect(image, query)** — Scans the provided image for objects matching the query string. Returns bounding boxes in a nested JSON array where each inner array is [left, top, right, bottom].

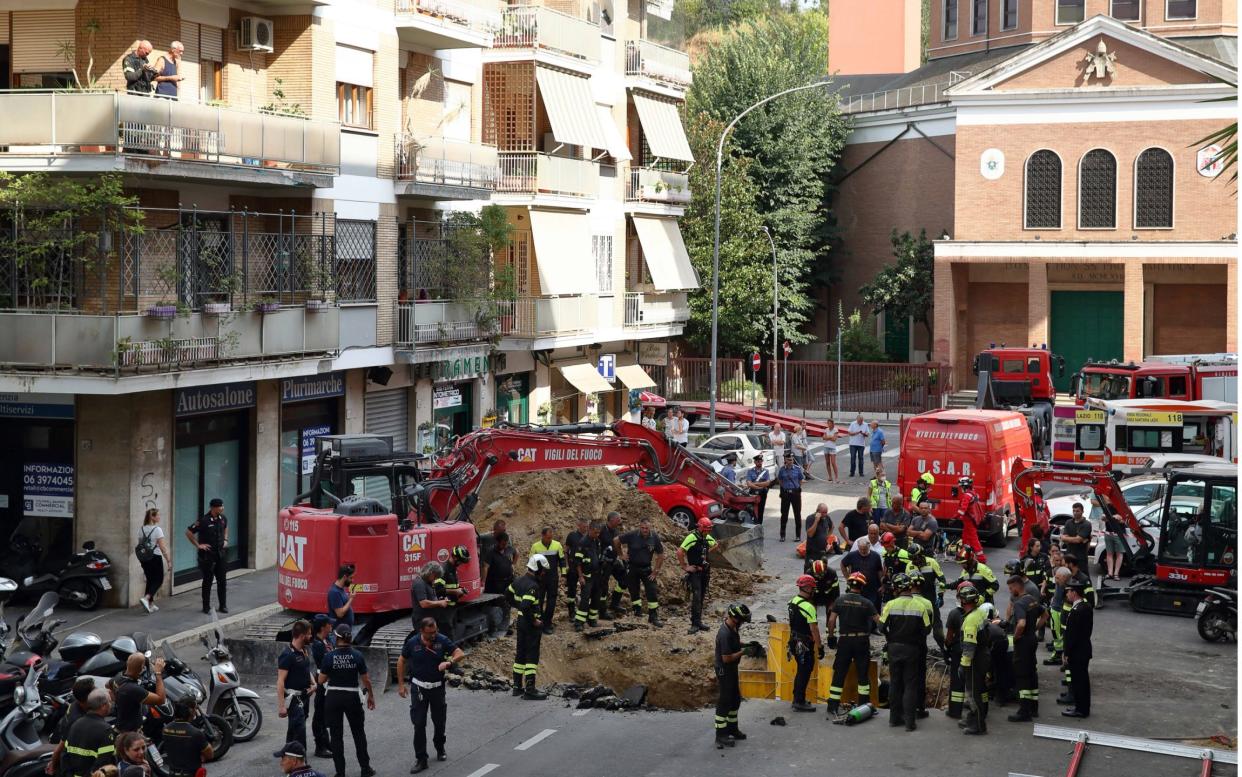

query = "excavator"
[[1012, 459, 1236, 616], [275, 420, 763, 644]]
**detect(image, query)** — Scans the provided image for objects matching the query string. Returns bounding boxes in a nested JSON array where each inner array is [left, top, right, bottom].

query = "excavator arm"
[[1011, 459, 1150, 553]]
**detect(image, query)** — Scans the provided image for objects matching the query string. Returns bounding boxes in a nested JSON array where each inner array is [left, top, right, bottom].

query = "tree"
[[838, 308, 888, 363], [860, 229, 936, 359]]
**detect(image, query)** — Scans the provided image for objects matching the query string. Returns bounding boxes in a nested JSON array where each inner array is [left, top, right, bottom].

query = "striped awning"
[[536, 66, 609, 150], [631, 216, 699, 291], [632, 92, 693, 162], [528, 208, 595, 295]]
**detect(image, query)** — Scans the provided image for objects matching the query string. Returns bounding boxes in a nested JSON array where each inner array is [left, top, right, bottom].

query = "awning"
[[559, 363, 614, 395], [631, 216, 699, 291], [632, 93, 693, 162], [596, 104, 632, 161], [536, 66, 609, 150], [616, 364, 656, 390], [528, 209, 595, 295]]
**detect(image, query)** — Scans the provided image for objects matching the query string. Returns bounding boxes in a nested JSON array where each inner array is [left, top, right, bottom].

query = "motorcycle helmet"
[[727, 603, 752, 624], [110, 636, 138, 663]]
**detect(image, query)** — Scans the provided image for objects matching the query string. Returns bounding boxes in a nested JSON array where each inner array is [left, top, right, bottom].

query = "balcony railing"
[[839, 82, 950, 114], [496, 152, 597, 197], [625, 166, 690, 204], [494, 5, 600, 62], [395, 0, 503, 35], [395, 135, 499, 190], [396, 299, 494, 346], [497, 295, 597, 336], [625, 40, 692, 88], [624, 291, 689, 327], [0, 91, 340, 173]]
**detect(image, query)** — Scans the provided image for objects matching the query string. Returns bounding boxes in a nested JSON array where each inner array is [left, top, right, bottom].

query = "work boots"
[[962, 714, 987, 735], [1007, 701, 1033, 723], [825, 702, 840, 719], [648, 609, 663, 628], [609, 591, 624, 613], [714, 732, 736, 750], [633, 605, 643, 617], [523, 677, 548, 701], [725, 724, 747, 741], [512, 672, 524, 697], [1043, 652, 1062, 665]]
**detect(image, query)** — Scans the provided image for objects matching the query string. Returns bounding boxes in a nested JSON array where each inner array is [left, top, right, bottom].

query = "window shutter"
[[0, 13, 11, 44], [179, 20, 201, 103], [12, 10, 74, 73], [200, 25, 223, 62]]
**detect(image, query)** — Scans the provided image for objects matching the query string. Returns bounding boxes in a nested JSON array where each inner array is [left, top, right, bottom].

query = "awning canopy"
[[596, 104, 632, 161], [631, 216, 699, 291], [559, 363, 614, 394], [632, 92, 693, 163], [616, 364, 656, 390], [536, 66, 609, 150], [528, 209, 595, 295]]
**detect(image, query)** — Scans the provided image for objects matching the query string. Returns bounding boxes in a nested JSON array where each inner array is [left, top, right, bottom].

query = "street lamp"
[[709, 79, 835, 433], [758, 226, 778, 410]]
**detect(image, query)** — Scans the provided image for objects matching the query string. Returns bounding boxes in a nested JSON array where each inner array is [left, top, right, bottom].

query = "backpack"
[[135, 526, 158, 563]]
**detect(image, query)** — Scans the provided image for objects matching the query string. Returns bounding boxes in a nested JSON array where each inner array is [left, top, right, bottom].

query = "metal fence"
[[838, 82, 951, 115]]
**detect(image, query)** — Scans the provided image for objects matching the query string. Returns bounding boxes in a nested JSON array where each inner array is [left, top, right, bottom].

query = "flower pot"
[[256, 302, 281, 314], [147, 305, 177, 320], [203, 302, 231, 315], [305, 299, 331, 313]]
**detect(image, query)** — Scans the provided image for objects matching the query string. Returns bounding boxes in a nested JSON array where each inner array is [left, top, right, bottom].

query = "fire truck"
[[972, 345, 1066, 454], [1071, 353, 1237, 405]]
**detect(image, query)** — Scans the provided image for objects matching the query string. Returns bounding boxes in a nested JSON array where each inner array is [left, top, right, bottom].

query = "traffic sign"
[[751, 353, 761, 371], [783, 340, 792, 356]]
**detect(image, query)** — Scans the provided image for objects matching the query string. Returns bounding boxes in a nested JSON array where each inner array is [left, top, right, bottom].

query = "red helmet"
[[880, 531, 896, 547], [810, 559, 828, 577], [696, 518, 714, 532], [847, 572, 868, 589], [796, 574, 816, 590]]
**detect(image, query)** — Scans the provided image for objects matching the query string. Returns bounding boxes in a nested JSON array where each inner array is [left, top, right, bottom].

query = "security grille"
[[1079, 149, 1117, 229], [1134, 148, 1173, 229], [482, 62, 535, 151], [335, 220, 376, 302], [1024, 150, 1062, 229]]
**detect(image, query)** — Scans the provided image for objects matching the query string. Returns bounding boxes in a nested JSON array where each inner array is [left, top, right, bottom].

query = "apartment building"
[[0, 0, 694, 603]]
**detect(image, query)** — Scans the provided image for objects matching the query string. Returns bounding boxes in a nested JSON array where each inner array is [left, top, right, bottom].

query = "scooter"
[[1196, 587, 1236, 642], [0, 537, 112, 611], [145, 638, 233, 762], [201, 613, 262, 742], [0, 661, 55, 777]]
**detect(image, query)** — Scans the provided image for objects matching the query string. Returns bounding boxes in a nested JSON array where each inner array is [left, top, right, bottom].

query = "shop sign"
[[638, 342, 668, 367], [301, 425, 333, 475], [23, 463, 73, 518], [434, 386, 463, 410], [412, 351, 494, 382], [175, 382, 257, 417], [0, 393, 74, 419], [282, 372, 345, 403], [598, 354, 616, 383]]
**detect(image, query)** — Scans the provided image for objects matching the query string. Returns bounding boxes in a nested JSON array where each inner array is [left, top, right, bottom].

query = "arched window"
[[1024, 150, 1062, 229], [1078, 149, 1117, 229], [1134, 147, 1174, 229]]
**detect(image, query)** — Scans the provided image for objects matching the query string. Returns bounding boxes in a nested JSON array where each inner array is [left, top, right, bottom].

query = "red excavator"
[[1012, 459, 1236, 616], [276, 421, 762, 642]]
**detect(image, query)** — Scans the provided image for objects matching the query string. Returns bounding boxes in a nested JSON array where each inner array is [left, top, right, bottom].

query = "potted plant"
[[254, 296, 280, 314], [147, 302, 178, 319], [203, 295, 231, 315]]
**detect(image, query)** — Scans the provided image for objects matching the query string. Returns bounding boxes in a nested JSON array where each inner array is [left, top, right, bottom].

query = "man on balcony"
[[123, 41, 158, 94]]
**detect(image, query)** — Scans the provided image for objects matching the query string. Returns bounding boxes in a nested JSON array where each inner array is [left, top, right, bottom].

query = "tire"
[[668, 507, 695, 531], [202, 713, 234, 761], [1197, 607, 1233, 643], [59, 578, 101, 610], [985, 529, 1008, 548], [7, 755, 52, 777], [218, 696, 262, 742]]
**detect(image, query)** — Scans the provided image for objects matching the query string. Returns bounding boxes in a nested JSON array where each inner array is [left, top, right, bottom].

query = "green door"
[[884, 314, 910, 361], [1049, 291, 1124, 392]]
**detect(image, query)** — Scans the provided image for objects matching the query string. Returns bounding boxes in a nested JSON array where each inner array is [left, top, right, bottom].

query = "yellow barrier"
[[765, 622, 878, 704], [739, 669, 776, 699]]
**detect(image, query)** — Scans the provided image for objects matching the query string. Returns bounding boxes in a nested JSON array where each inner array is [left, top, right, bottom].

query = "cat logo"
[[514, 448, 536, 463], [402, 533, 428, 553], [279, 533, 307, 573]]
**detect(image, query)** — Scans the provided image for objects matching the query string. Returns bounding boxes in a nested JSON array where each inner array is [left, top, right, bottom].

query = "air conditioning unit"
[[238, 17, 274, 52]]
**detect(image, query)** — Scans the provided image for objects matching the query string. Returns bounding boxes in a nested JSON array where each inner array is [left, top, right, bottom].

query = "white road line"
[[572, 710, 589, 716], [464, 764, 501, 777], [514, 728, 557, 751]]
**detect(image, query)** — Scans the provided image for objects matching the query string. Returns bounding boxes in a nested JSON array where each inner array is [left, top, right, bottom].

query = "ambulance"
[[1052, 398, 1237, 474]]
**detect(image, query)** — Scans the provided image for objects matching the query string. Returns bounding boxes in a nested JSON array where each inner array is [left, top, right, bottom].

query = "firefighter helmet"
[[1003, 560, 1022, 576], [959, 476, 974, 489], [907, 542, 924, 558], [890, 572, 911, 591], [451, 545, 470, 563], [880, 531, 896, 547], [796, 574, 816, 590], [810, 559, 828, 578], [919, 472, 935, 485], [847, 572, 868, 589], [957, 585, 980, 605], [727, 603, 752, 624], [697, 518, 714, 532]]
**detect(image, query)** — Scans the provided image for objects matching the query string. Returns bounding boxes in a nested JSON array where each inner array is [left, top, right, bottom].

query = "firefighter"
[[574, 521, 605, 631], [807, 559, 839, 622], [678, 518, 717, 633], [824, 572, 879, 717], [907, 542, 946, 651], [1044, 565, 1071, 667], [713, 603, 750, 749], [601, 512, 627, 618], [981, 603, 1014, 708], [1004, 559, 1042, 602], [529, 528, 566, 634], [564, 517, 589, 619], [910, 471, 935, 507], [508, 556, 551, 700], [955, 477, 986, 560], [788, 575, 822, 712], [433, 546, 469, 637], [619, 517, 664, 626], [63, 690, 115, 777], [958, 585, 991, 735], [396, 617, 466, 773], [1006, 574, 1043, 722], [316, 624, 377, 777], [880, 573, 932, 731], [956, 547, 999, 603], [943, 583, 971, 719]]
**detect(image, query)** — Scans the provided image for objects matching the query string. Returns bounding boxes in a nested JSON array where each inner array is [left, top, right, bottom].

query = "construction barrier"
[[765, 623, 878, 705]]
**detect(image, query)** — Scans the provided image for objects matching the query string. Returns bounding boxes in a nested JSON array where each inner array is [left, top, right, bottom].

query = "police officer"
[[1006, 574, 1043, 722], [564, 517, 589, 619], [907, 542, 946, 650], [881, 573, 933, 731], [957, 547, 999, 603], [776, 453, 805, 542], [509, 556, 551, 699], [276, 619, 316, 756], [574, 521, 605, 631], [63, 690, 115, 777], [309, 615, 333, 758], [600, 512, 627, 618], [280, 742, 328, 777], [1057, 557, 1096, 703], [529, 528, 566, 634], [742, 454, 773, 522], [397, 617, 466, 773], [788, 575, 822, 712], [943, 583, 969, 719], [186, 497, 229, 614], [618, 518, 664, 626], [677, 518, 717, 634], [824, 572, 879, 717], [1061, 580, 1093, 719], [713, 603, 750, 749], [316, 624, 376, 777], [162, 699, 213, 777], [958, 585, 991, 735], [807, 559, 839, 623]]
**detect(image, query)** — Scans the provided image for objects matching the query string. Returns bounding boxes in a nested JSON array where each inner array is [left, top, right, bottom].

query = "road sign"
[[751, 353, 761, 371], [783, 341, 792, 356]]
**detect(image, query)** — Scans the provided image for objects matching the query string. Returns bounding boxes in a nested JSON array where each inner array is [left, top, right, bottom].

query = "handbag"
[[135, 526, 157, 563]]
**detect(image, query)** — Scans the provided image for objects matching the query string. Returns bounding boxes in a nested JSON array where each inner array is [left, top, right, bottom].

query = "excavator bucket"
[[709, 520, 764, 572]]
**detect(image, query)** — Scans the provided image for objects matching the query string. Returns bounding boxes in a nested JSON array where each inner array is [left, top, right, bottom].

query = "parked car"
[[1091, 497, 1200, 576], [1047, 473, 1205, 525], [697, 431, 778, 469], [614, 465, 723, 530]]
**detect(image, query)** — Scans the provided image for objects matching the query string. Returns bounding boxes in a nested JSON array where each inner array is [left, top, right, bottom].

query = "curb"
[[160, 602, 286, 648]]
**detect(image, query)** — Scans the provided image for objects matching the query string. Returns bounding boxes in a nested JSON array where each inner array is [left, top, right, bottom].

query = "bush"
[[836, 309, 888, 363], [720, 378, 765, 404]]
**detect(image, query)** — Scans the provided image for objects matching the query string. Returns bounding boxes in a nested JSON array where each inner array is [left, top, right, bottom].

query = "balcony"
[[394, 135, 499, 198], [496, 152, 597, 198], [624, 291, 689, 327], [395, 0, 502, 48], [625, 40, 692, 91], [625, 166, 690, 205], [396, 300, 494, 346], [0, 91, 340, 186], [493, 6, 600, 64], [498, 295, 598, 337]]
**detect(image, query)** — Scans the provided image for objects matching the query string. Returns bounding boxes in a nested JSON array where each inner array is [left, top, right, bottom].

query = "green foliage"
[[478, 204, 514, 258], [860, 229, 936, 357], [261, 78, 306, 117], [648, 0, 779, 47], [721, 377, 765, 403], [836, 309, 888, 363]]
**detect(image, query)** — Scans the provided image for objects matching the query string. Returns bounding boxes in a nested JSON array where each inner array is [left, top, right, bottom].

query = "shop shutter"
[[12, 10, 74, 73], [364, 389, 409, 453]]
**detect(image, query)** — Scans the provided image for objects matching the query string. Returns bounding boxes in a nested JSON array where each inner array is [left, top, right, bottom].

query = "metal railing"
[[496, 152, 597, 197], [395, 299, 493, 346], [839, 82, 951, 115], [625, 166, 690, 204], [398, 219, 492, 299], [395, 135, 499, 190], [0, 90, 340, 173], [497, 295, 596, 336], [623, 291, 688, 327], [394, 0, 503, 34], [494, 5, 600, 62], [624, 40, 692, 88]]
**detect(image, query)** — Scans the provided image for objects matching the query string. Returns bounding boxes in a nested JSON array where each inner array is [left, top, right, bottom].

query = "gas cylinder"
[[843, 703, 876, 725]]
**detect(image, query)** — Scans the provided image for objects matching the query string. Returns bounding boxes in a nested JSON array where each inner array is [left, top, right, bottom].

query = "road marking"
[[572, 710, 589, 716], [514, 728, 557, 751], [464, 765, 500, 777]]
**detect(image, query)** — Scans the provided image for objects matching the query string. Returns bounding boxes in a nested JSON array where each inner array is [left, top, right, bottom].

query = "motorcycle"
[[0, 661, 55, 777], [144, 637, 234, 762], [1196, 587, 1237, 642], [201, 613, 262, 742], [0, 537, 112, 611]]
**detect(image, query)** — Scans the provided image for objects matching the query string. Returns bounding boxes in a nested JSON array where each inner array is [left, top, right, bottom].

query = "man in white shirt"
[[847, 414, 869, 479], [668, 408, 689, 446], [640, 406, 658, 431]]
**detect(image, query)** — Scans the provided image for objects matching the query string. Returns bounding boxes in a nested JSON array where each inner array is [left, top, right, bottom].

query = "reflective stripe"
[[66, 744, 115, 757]]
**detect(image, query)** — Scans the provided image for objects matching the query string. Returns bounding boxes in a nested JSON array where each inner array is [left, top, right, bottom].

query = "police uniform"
[[564, 528, 587, 618], [959, 606, 992, 734], [279, 642, 315, 749], [957, 562, 999, 603], [508, 572, 545, 694], [880, 593, 933, 728], [680, 529, 716, 630], [944, 605, 966, 718], [787, 594, 818, 706], [619, 529, 664, 621], [401, 631, 457, 764], [713, 619, 742, 740], [1057, 571, 1095, 694], [1063, 594, 1093, 717], [64, 712, 115, 777], [826, 591, 877, 713], [309, 631, 331, 755], [1009, 592, 1043, 720], [529, 538, 566, 629], [162, 718, 208, 777], [188, 508, 228, 613], [574, 533, 604, 627], [318, 645, 373, 777]]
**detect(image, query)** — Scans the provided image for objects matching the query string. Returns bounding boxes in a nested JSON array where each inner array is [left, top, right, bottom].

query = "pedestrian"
[[397, 617, 465, 773], [113, 731, 148, 777], [564, 517, 589, 619], [1060, 580, 1093, 719], [838, 497, 873, 546], [508, 556, 551, 700], [803, 503, 832, 569], [152, 41, 183, 98], [327, 565, 356, 629], [787, 575, 822, 712], [122, 40, 156, 94], [713, 604, 750, 749], [1101, 503, 1128, 580], [821, 420, 846, 482], [279, 742, 328, 777], [667, 407, 689, 446], [1044, 565, 1071, 667], [909, 500, 940, 556], [161, 700, 213, 777], [956, 547, 999, 603], [316, 624, 376, 777], [619, 518, 664, 626], [768, 422, 787, 455], [677, 518, 717, 633], [308, 615, 333, 759], [186, 497, 229, 614], [529, 528, 566, 634], [841, 538, 883, 612], [110, 653, 166, 734], [719, 453, 739, 483], [64, 690, 115, 777], [852, 522, 882, 556], [880, 573, 932, 731], [48, 677, 96, 777], [573, 521, 605, 630], [958, 585, 991, 735], [790, 424, 810, 478], [776, 452, 804, 542], [275, 619, 316, 755], [825, 572, 879, 716], [481, 533, 515, 633], [867, 420, 886, 476], [1005, 575, 1043, 722], [1060, 502, 1092, 572], [135, 508, 171, 614], [742, 455, 773, 524], [954, 477, 986, 561], [807, 558, 839, 622], [846, 414, 869, 477], [410, 563, 448, 631], [640, 405, 658, 431], [944, 583, 969, 719], [866, 466, 892, 531]]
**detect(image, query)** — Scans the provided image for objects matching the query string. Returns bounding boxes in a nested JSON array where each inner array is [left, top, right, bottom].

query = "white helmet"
[[980, 602, 995, 619], [527, 555, 550, 573]]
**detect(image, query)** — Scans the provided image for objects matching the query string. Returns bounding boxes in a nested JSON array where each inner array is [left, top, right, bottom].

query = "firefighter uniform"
[[809, 565, 839, 622], [787, 594, 819, 707], [1008, 592, 1043, 720], [431, 571, 455, 637], [825, 591, 877, 714], [529, 538, 566, 631], [508, 572, 545, 697], [1063, 594, 1093, 717], [987, 619, 1014, 707], [600, 524, 627, 616], [680, 530, 717, 630], [944, 605, 966, 718], [318, 643, 374, 777], [619, 529, 664, 624], [713, 617, 742, 743], [909, 472, 934, 507], [909, 553, 947, 650], [957, 562, 999, 603], [880, 591, 933, 729], [574, 534, 604, 627], [959, 606, 992, 735], [564, 527, 587, 618], [64, 712, 115, 777]]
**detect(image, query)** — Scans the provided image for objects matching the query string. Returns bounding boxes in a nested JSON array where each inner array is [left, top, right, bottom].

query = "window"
[[1111, 0, 1141, 20], [1128, 426, 1182, 453], [1002, 0, 1018, 29], [337, 83, 373, 129], [1168, 376, 1188, 396], [1025, 150, 1062, 229], [593, 234, 613, 293], [1002, 359, 1025, 373], [1076, 424, 1105, 451], [1121, 482, 1163, 506], [971, 0, 987, 35], [1027, 358, 1042, 373], [200, 61, 222, 103], [943, 0, 958, 39], [1166, 0, 1196, 18], [1134, 147, 1174, 229], [1056, 0, 1085, 24], [335, 220, 377, 302], [1078, 149, 1117, 229]]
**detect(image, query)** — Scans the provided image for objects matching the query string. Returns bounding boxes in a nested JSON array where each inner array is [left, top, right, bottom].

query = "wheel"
[[202, 713, 234, 761], [668, 508, 695, 531], [1197, 607, 1233, 643], [7, 754, 52, 777], [218, 696, 262, 742], [59, 579, 100, 610]]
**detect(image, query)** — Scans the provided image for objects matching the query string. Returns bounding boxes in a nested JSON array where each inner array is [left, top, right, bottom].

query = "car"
[[1091, 497, 1200, 577], [697, 431, 778, 470], [1047, 474, 1205, 526], [614, 465, 723, 530]]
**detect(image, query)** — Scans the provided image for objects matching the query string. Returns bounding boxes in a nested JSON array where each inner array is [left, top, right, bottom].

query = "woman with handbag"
[[137, 508, 172, 613]]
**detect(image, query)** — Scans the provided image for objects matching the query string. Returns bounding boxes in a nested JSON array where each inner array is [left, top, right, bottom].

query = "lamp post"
[[709, 79, 834, 433], [759, 226, 778, 410]]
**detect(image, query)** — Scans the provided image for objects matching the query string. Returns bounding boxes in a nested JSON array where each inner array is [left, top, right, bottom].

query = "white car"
[[697, 431, 778, 470], [1047, 473, 1205, 524], [1092, 497, 1201, 575]]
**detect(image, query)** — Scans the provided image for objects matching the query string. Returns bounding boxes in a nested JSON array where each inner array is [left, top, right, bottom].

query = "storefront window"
[[432, 381, 474, 442], [495, 374, 529, 425], [173, 412, 248, 584], [279, 401, 339, 509], [0, 416, 75, 563]]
